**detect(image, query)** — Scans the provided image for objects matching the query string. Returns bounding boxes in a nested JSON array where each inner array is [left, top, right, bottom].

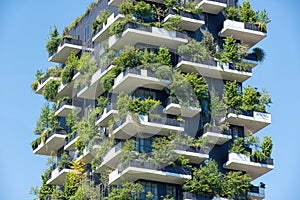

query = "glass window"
[[85, 25, 91, 42], [166, 185, 176, 199], [135, 137, 153, 153], [138, 182, 158, 200]]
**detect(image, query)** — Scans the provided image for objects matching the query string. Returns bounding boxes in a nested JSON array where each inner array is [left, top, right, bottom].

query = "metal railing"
[[64, 132, 78, 146], [244, 22, 266, 33], [167, 9, 205, 21], [56, 99, 72, 111]]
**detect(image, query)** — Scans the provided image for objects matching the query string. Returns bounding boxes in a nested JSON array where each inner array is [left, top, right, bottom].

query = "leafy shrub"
[[42, 79, 60, 101], [61, 51, 79, 84], [46, 26, 61, 55]]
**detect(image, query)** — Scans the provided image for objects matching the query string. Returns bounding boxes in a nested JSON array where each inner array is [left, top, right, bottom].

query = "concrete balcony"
[[95, 142, 123, 173], [112, 115, 184, 140], [49, 38, 82, 63], [223, 153, 274, 180], [221, 109, 271, 134], [35, 77, 58, 94], [112, 68, 170, 94], [219, 20, 267, 47], [248, 186, 265, 200], [95, 102, 118, 126], [64, 132, 79, 151], [163, 9, 205, 31], [198, 0, 227, 14], [33, 129, 67, 156], [56, 72, 80, 99], [77, 66, 113, 100], [55, 99, 81, 117], [75, 142, 100, 163], [202, 127, 232, 145], [174, 144, 209, 164], [109, 161, 191, 185], [46, 167, 72, 186], [92, 13, 124, 43], [176, 57, 252, 82], [108, 22, 188, 51], [163, 97, 201, 118]]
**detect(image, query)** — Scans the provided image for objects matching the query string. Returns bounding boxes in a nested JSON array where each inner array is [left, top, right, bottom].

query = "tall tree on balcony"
[[46, 26, 62, 55]]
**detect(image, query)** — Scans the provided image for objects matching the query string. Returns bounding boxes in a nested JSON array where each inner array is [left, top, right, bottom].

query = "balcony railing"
[[167, 9, 205, 21], [49, 38, 82, 58], [64, 132, 78, 146], [56, 99, 72, 111], [245, 23, 266, 33], [119, 160, 192, 175]]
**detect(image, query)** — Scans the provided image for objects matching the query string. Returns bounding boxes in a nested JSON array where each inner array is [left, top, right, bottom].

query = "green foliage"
[[221, 37, 239, 63], [261, 136, 273, 158], [164, 0, 177, 9], [209, 88, 225, 126], [70, 182, 99, 200], [162, 195, 175, 200], [96, 96, 109, 115], [66, 110, 78, 134], [61, 51, 79, 84], [252, 47, 266, 62], [34, 104, 52, 135], [46, 26, 61, 55], [148, 135, 177, 168], [162, 15, 182, 31], [76, 113, 98, 150], [183, 159, 222, 197], [114, 46, 142, 70], [255, 9, 271, 32], [75, 53, 98, 88], [120, 140, 138, 167], [47, 66, 62, 78], [240, 86, 257, 112], [58, 152, 71, 170], [100, 70, 116, 91], [184, 1, 202, 14], [119, 1, 134, 16], [169, 71, 199, 108], [92, 9, 110, 34], [252, 149, 267, 163], [178, 39, 207, 62], [42, 79, 60, 101], [255, 89, 271, 113], [101, 49, 116, 68], [202, 32, 216, 57], [51, 187, 65, 200], [240, 0, 257, 23], [116, 92, 131, 121], [91, 138, 113, 170], [140, 49, 157, 67], [156, 47, 171, 66], [64, 160, 86, 199], [224, 81, 240, 109], [109, 20, 126, 36], [154, 65, 172, 80], [225, 7, 239, 21], [106, 182, 144, 200], [33, 168, 55, 200], [184, 73, 208, 100], [134, 1, 153, 22], [75, 138, 85, 155], [174, 155, 190, 168], [221, 171, 251, 199], [229, 137, 247, 154]]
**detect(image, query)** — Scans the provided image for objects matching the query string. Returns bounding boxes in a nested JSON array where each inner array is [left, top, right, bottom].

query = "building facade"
[[31, 0, 273, 199]]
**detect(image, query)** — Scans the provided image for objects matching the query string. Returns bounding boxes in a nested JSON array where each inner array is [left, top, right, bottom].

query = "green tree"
[[46, 25, 62, 55], [183, 159, 222, 198], [156, 46, 171, 66], [162, 15, 182, 31], [240, 86, 257, 111], [178, 39, 207, 62], [61, 51, 79, 84], [224, 81, 240, 109], [240, 0, 256, 23], [221, 37, 238, 63], [42, 79, 60, 101], [255, 9, 271, 32], [134, 1, 153, 23], [106, 182, 144, 200], [209, 88, 225, 126], [184, 73, 208, 100], [261, 136, 273, 158], [221, 171, 251, 199]]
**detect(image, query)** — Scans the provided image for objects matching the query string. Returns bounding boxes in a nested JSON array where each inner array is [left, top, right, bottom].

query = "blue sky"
[[0, 0, 299, 199]]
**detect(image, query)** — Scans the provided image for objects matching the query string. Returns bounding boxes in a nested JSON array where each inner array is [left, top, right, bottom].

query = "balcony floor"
[[109, 28, 188, 51], [223, 153, 274, 180], [33, 134, 66, 156], [163, 103, 201, 118], [109, 167, 191, 185], [46, 168, 72, 186], [176, 60, 252, 82], [49, 44, 82, 63], [198, 0, 227, 14], [202, 131, 232, 145]]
